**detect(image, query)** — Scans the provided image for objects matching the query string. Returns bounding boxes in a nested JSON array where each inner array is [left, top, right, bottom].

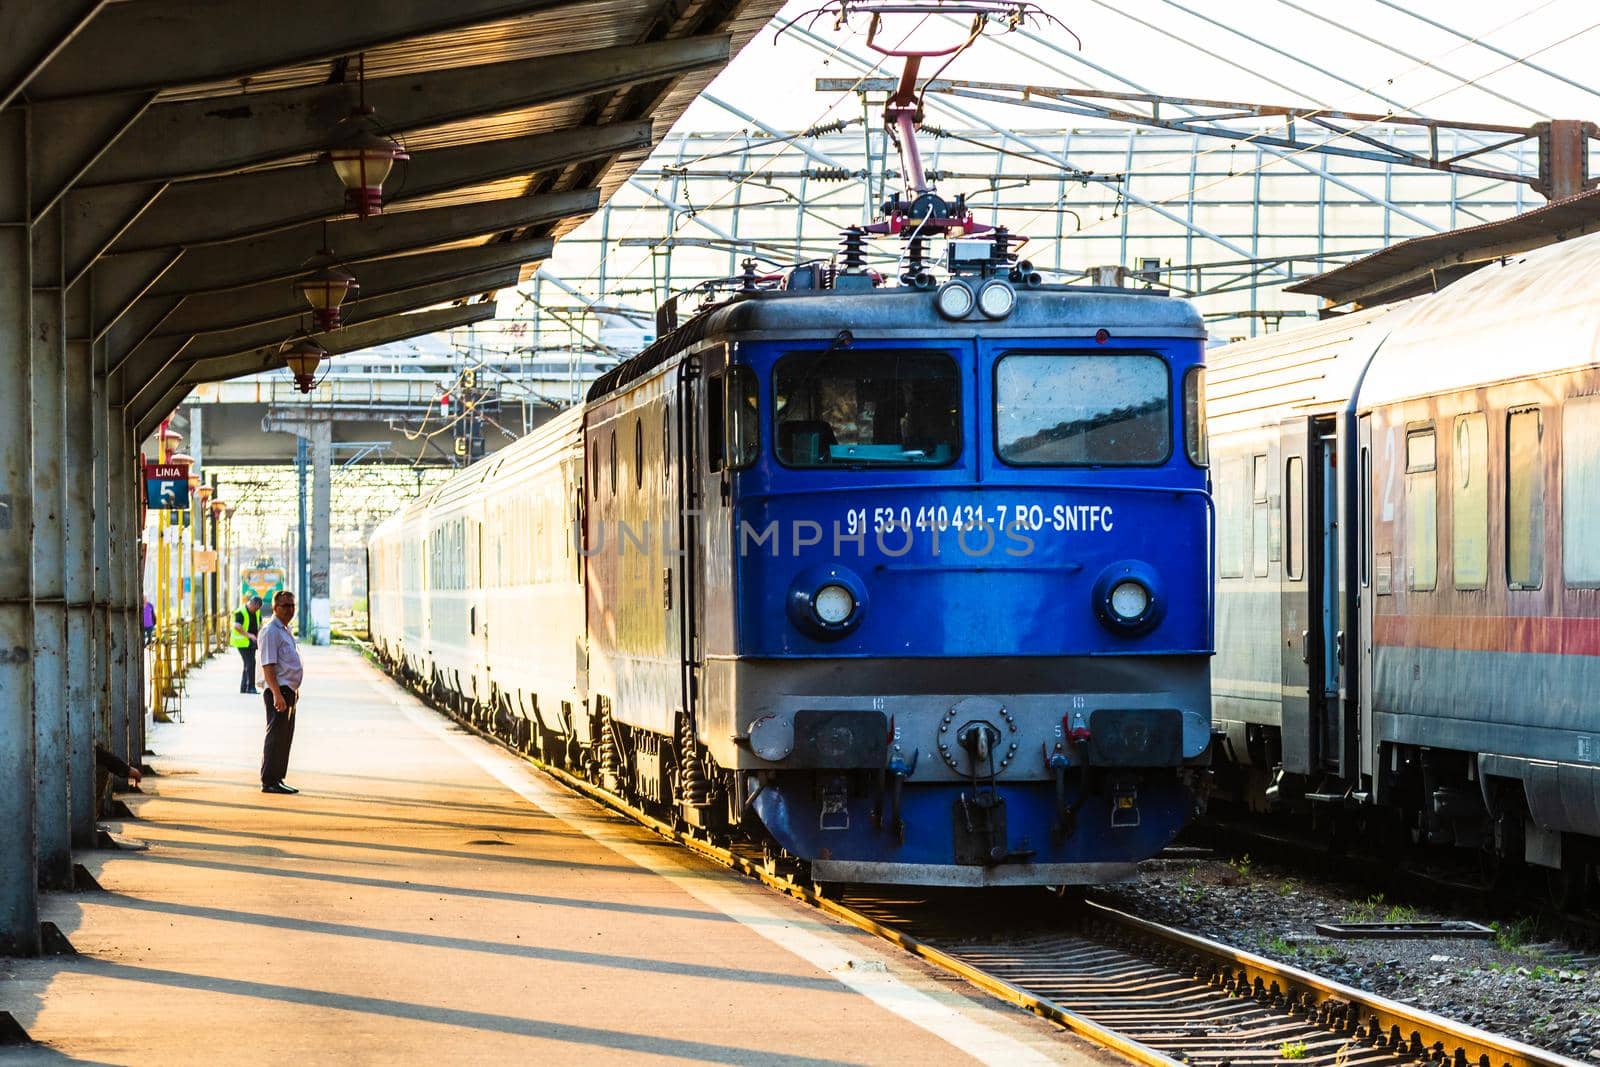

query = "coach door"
[[1356, 413, 1376, 790], [1281, 415, 1346, 776], [676, 359, 705, 730], [1279, 418, 1314, 775]]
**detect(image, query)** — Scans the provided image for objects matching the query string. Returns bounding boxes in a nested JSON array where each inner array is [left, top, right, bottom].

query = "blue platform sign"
[[144, 461, 190, 510]]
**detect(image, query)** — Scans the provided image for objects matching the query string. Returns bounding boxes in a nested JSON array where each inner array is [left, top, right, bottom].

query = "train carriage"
[[1207, 231, 1600, 905]]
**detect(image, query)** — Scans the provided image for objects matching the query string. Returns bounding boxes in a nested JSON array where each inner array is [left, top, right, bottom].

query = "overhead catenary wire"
[[975, 4, 1597, 251], [1268, 0, 1551, 119], [1371, 0, 1600, 102]]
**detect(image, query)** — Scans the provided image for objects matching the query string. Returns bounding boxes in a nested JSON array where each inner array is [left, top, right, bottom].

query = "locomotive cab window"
[[1507, 407, 1544, 590], [995, 353, 1170, 465], [706, 373, 725, 474], [725, 365, 760, 470], [1405, 427, 1438, 591], [774, 349, 959, 468]]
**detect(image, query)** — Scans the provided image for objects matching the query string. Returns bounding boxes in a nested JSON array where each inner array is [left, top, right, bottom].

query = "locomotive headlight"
[[787, 565, 868, 640], [976, 279, 1016, 319], [1092, 562, 1164, 636], [935, 279, 975, 320], [1109, 580, 1150, 622], [814, 583, 856, 625]]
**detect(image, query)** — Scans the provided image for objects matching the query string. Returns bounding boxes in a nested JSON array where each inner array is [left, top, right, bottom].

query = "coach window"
[[609, 430, 617, 496], [1563, 395, 1600, 585], [1453, 413, 1488, 589], [996, 353, 1168, 465], [1285, 456, 1304, 581], [1507, 407, 1544, 589], [634, 417, 644, 488], [1406, 427, 1437, 591], [662, 409, 671, 483], [776, 350, 959, 467], [1251, 454, 1269, 577], [591, 442, 600, 500], [1217, 457, 1247, 579]]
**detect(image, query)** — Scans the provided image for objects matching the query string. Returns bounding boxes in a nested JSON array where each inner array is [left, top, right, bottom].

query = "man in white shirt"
[[257, 590, 304, 795]]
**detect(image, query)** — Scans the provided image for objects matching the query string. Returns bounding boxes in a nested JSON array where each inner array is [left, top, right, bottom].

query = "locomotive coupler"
[[954, 722, 1013, 864]]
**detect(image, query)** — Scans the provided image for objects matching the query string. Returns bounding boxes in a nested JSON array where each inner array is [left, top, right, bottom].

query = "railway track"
[[362, 645, 1575, 1067], [1182, 814, 1600, 951]]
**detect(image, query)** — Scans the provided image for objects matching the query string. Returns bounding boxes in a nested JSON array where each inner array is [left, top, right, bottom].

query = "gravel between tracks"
[[1094, 856, 1600, 1062]]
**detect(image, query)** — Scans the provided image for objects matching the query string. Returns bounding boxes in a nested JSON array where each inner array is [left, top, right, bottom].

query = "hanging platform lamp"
[[282, 338, 330, 394]]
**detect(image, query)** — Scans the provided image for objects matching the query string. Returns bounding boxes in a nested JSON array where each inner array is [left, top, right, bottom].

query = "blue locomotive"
[[369, 231, 1215, 888]]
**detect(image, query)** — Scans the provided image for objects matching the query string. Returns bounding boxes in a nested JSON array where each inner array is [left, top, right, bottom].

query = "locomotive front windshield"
[[995, 352, 1171, 466], [773, 350, 960, 467]]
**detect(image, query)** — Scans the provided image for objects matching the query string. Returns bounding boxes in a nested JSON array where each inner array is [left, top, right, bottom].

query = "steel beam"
[[105, 190, 595, 354], [189, 269, 519, 377], [0, 108, 38, 956], [132, 304, 498, 439], [128, 269, 520, 423], [30, 207, 71, 890], [81, 37, 728, 187], [0, 0, 106, 111], [194, 302, 501, 386], [26, 0, 592, 101], [155, 237, 551, 343], [90, 250, 184, 349], [112, 121, 651, 255], [62, 182, 167, 289], [29, 94, 152, 219], [156, 189, 599, 299]]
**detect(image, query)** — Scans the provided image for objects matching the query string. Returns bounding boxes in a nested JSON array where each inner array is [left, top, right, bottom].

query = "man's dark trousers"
[[261, 686, 297, 787], [239, 645, 256, 693]]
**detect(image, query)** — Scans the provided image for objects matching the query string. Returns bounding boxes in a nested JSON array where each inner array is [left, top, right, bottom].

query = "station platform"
[[1, 646, 1104, 1065]]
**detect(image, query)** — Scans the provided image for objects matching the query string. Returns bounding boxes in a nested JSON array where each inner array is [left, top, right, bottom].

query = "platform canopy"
[[3, 0, 782, 439]]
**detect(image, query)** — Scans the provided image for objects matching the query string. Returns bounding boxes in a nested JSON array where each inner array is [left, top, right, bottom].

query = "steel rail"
[[362, 642, 1578, 1067], [1077, 900, 1574, 1067]]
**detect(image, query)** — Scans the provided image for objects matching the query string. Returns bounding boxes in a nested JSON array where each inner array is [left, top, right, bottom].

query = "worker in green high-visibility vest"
[[230, 595, 263, 695]]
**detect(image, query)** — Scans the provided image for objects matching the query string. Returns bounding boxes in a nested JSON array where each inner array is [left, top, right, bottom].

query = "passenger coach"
[[371, 257, 1214, 888], [1207, 231, 1600, 906]]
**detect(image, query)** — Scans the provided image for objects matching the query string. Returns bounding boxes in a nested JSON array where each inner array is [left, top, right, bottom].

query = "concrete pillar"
[[309, 417, 331, 645], [123, 425, 143, 763], [0, 106, 40, 956], [31, 206, 70, 889], [64, 277, 96, 847], [105, 401, 129, 767], [91, 337, 111, 784]]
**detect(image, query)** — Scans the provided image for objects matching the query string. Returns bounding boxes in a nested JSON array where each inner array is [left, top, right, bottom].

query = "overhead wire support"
[[821, 77, 1599, 200]]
